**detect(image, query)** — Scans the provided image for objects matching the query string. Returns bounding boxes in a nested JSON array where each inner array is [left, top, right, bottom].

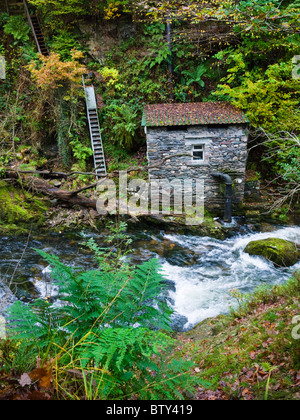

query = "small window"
[[192, 144, 204, 162]]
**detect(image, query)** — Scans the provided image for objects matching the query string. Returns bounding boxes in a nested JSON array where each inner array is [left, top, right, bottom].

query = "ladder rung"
[[84, 84, 106, 175]]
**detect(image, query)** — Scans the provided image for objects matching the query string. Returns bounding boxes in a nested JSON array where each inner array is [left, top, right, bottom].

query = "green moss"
[[0, 181, 50, 232], [245, 238, 300, 267]]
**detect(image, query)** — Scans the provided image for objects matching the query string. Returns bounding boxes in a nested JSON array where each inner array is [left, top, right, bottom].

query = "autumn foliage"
[[27, 49, 86, 91]]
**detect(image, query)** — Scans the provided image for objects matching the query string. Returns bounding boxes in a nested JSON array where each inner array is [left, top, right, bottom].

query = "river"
[[0, 222, 299, 331]]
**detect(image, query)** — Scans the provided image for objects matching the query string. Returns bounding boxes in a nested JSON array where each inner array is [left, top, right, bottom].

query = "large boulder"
[[245, 238, 300, 267]]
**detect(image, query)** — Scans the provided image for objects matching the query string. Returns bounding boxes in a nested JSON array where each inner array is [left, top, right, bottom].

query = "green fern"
[[7, 232, 208, 399]]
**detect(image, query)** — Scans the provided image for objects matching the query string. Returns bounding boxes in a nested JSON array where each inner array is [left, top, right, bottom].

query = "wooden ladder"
[[2, 0, 23, 15], [3, 1, 49, 56], [83, 79, 107, 178], [23, 0, 49, 56]]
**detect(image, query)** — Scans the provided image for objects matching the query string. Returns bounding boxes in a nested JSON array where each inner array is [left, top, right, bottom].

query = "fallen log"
[[29, 178, 98, 210]]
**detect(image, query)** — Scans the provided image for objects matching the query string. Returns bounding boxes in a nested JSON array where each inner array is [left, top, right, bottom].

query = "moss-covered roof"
[[142, 102, 249, 127]]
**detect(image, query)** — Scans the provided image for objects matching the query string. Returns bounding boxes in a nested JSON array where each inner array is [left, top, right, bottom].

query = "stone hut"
[[142, 102, 249, 211]]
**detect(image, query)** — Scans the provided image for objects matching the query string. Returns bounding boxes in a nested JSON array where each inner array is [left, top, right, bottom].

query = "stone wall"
[[146, 124, 249, 210]]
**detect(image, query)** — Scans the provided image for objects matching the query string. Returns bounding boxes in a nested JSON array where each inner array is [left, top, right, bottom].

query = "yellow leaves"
[[27, 49, 86, 91], [104, 1, 122, 20], [99, 66, 120, 87]]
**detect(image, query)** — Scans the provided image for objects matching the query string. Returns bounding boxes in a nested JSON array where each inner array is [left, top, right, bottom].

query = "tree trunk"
[[29, 178, 98, 210]]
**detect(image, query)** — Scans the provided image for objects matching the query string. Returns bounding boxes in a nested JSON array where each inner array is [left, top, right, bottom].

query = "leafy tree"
[[207, 0, 300, 196], [213, 55, 300, 134], [27, 49, 86, 92]]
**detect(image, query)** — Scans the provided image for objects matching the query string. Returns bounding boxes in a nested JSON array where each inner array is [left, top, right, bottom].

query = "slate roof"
[[142, 102, 249, 127]]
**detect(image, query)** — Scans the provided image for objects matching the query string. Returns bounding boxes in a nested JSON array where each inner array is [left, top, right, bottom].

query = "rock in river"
[[245, 238, 300, 267]]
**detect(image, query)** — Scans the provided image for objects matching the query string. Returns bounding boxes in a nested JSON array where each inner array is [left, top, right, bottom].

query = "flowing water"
[[0, 223, 299, 331]]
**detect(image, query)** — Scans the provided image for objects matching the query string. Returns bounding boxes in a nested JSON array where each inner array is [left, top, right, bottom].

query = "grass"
[[175, 272, 300, 400]]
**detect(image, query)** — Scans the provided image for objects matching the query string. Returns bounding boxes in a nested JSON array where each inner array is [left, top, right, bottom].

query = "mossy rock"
[[0, 181, 49, 232], [245, 238, 300, 267]]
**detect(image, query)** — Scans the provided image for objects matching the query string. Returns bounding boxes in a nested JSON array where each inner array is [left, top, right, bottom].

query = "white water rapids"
[[0, 225, 299, 331], [161, 226, 300, 329]]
